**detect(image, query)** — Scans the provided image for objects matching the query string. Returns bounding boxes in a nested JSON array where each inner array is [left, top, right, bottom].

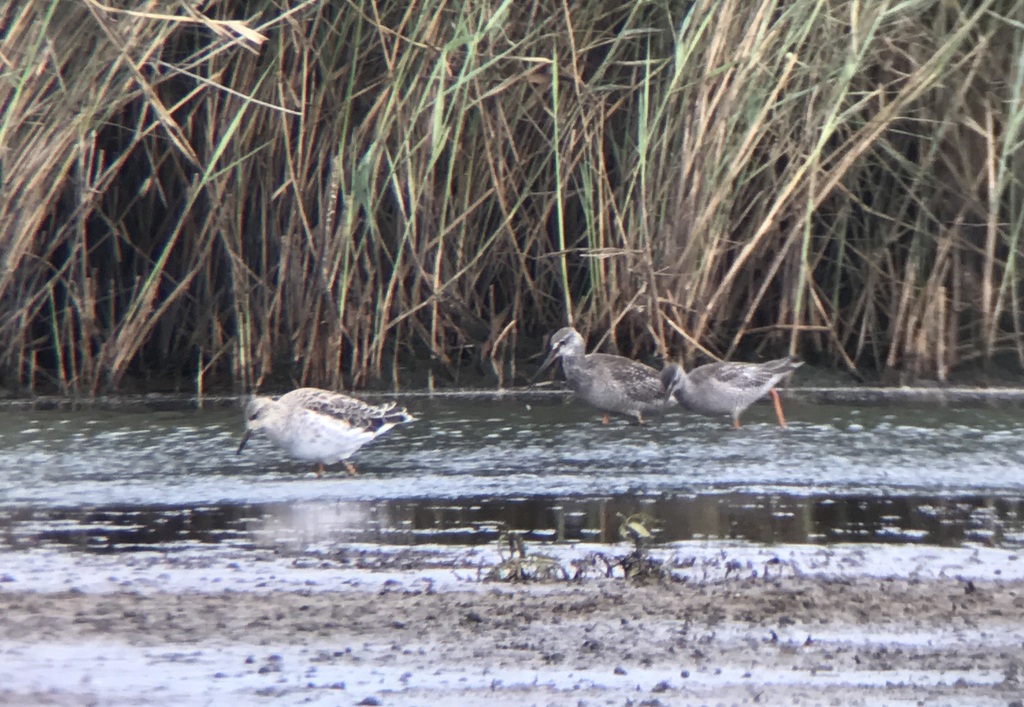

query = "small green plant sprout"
[[617, 513, 661, 546], [485, 527, 569, 583], [615, 512, 667, 580]]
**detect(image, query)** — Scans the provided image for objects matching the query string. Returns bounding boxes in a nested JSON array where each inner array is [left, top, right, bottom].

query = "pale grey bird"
[[533, 327, 674, 424], [237, 388, 414, 476], [660, 357, 802, 428]]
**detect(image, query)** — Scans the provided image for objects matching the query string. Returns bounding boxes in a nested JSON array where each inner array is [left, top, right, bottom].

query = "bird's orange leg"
[[344, 461, 358, 476], [732, 416, 741, 430], [313, 463, 326, 478], [601, 414, 609, 425], [769, 388, 787, 428]]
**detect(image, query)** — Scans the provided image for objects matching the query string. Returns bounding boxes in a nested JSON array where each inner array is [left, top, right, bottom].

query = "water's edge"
[[4, 385, 1024, 411]]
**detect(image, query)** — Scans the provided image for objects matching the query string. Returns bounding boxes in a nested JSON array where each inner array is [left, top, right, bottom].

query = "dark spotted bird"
[[533, 327, 674, 424], [236, 388, 414, 476], [660, 357, 802, 428]]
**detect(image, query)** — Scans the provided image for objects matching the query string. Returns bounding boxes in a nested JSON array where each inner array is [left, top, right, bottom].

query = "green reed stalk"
[[550, 43, 574, 327]]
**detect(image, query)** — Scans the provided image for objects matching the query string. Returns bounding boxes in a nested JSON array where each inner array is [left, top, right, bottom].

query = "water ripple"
[[0, 397, 1022, 508]]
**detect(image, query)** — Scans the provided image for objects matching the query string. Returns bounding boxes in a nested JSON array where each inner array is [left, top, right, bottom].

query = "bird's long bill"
[[663, 386, 675, 405], [527, 348, 560, 388], [662, 376, 680, 406], [236, 429, 252, 455]]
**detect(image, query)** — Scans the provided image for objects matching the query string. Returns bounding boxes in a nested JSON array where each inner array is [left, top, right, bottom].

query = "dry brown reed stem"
[[3, 0, 1024, 394]]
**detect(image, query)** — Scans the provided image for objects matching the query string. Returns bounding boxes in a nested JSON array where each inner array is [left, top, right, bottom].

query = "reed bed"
[[2, 0, 1023, 395]]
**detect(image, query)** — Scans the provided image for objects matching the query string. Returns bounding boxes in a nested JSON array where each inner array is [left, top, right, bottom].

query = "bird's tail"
[[369, 401, 416, 431]]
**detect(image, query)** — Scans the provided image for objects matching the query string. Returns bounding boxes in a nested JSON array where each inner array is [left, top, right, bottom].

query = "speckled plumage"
[[660, 357, 802, 427], [535, 327, 673, 423], [236, 388, 414, 475]]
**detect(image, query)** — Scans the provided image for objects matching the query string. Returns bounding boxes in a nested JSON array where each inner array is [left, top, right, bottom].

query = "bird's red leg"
[[314, 463, 325, 478], [769, 388, 787, 428], [732, 416, 741, 430], [601, 414, 609, 425], [344, 461, 358, 476]]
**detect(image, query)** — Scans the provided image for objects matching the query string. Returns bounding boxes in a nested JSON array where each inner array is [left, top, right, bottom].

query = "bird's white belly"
[[267, 411, 376, 463]]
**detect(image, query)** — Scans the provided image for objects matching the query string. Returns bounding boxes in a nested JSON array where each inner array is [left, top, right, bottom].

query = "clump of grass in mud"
[[616, 512, 667, 579], [486, 514, 670, 583], [582, 512, 668, 581], [485, 529, 570, 583]]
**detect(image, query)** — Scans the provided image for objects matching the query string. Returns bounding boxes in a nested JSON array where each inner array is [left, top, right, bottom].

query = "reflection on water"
[[2, 493, 1022, 552]]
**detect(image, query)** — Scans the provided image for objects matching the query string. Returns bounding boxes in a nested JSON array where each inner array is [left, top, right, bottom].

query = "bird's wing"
[[692, 361, 787, 388], [589, 354, 663, 400], [289, 390, 390, 428]]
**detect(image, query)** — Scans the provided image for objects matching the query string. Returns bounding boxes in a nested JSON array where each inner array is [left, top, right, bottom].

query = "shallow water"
[[1, 394, 1023, 551]]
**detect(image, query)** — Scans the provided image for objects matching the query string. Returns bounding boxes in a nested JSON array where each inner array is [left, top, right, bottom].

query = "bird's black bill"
[[659, 365, 681, 405], [663, 387, 676, 405], [236, 430, 252, 455], [527, 349, 560, 389]]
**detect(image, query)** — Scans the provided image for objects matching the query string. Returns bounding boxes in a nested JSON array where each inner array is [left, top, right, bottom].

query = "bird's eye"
[[248, 412, 259, 421]]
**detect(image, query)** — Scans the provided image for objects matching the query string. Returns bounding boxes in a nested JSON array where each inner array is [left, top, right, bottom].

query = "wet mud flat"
[[2, 543, 1024, 706]]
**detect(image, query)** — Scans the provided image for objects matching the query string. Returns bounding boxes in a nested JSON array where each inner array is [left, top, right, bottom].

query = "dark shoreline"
[[3, 384, 1024, 411]]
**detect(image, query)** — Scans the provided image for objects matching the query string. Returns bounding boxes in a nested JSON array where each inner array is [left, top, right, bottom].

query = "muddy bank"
[[2, 544, 1024, 706]]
